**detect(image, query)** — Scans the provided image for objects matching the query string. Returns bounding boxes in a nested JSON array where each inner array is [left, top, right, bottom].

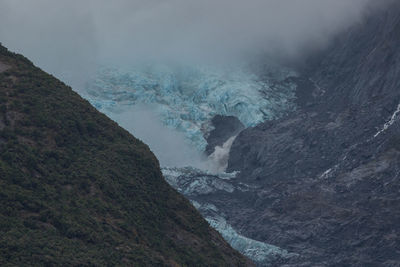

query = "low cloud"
[[0, 0, 393, 168], [0, 0, 393, 81], [108, 105, 210, 169]]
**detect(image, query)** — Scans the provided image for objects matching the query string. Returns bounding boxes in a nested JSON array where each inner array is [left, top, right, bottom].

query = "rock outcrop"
[[222, 2, 400, 266], [205, 115, 245, 155]]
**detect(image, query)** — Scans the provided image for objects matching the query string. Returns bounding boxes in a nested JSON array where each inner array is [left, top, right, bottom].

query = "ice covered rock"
[[206, 214, 294, 266], [162, 166, 236, 195], [162, 167, 296, 266], [84, 64, 296, 151]]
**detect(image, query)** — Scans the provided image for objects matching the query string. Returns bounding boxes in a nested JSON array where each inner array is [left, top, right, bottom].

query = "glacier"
[[206, 214, 294, 265], [84, 63, 297, 153], [82, 63, 298, 265], [162, 166, 297, 266]]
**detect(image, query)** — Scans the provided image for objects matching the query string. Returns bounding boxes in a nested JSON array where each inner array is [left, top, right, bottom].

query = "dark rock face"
[[205, 115, 245, 155], [222, 3, 400, 266]]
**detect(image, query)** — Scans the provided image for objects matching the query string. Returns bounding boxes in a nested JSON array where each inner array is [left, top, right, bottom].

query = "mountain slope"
[[0, 44, 251, 266], [224, 2, 400, 266]]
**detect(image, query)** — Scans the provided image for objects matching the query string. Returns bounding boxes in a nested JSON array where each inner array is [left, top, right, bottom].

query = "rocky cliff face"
[[222, 2, 400, 266], [205, 115, 245, 156]]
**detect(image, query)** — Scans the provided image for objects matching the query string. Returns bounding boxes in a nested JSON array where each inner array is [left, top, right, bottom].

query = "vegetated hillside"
[[0, 44, 251, 266]]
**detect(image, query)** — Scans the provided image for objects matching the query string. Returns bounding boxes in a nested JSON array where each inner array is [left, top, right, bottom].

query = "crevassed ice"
[[84, 63, 298, 264], [84, 64, 296, 151], [163, 165, 296, 265], [206, 215, 294, 265]]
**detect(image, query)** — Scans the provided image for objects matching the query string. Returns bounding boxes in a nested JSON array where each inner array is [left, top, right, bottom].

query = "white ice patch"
[[162, 166, 295, 265], [206, 213, 295, 265], [162, 166, 237, 195], [319, 168, 333, 179], [374, 103, 400, 138]]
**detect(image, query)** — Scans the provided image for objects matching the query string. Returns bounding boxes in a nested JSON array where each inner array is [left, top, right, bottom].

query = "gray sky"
[[0, 0, 393, 168], [0, 0, 391, 79]]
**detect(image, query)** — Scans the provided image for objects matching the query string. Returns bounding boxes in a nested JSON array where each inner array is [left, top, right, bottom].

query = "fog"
[[0, 0, 392, 169], [0, 0, 391, 82], [108, 105, 210, 169]]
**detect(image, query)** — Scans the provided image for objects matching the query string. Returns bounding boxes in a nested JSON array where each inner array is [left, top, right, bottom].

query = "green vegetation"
[[0, 44, 248, 266]]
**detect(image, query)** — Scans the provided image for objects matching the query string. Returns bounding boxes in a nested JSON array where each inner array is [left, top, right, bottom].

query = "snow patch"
[[319, 168, 333, 179], [206, 215, 294, 265], [374, 103, 400, 138], [162, 166, 236, 195], [162, 167, 296, 265]]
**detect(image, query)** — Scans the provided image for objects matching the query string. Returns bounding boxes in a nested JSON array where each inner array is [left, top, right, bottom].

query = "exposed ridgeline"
[[220, 2, 400, 266], [0, 44, 251, 266]]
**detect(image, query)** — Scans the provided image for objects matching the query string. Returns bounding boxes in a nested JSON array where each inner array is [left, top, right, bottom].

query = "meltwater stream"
[[83, 63, 298, 265]]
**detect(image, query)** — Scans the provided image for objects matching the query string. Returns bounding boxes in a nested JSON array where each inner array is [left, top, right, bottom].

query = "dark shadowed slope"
[[226, 2, 400, 266], [0, 44, 251, 266]]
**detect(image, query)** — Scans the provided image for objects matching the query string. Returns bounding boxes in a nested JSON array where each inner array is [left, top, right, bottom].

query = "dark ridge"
[[198, 1, 400, 266], [0, 43, 251, 266]]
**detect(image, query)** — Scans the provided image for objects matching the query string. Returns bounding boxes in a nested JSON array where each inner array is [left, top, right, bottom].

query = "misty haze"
[[0, 0, 399, 266]]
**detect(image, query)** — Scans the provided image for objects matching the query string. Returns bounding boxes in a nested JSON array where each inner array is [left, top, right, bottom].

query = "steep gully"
[[83, 2, 400, 266]]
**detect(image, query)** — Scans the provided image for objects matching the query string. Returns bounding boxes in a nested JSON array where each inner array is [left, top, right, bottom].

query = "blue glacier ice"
[[81, 62, 299, 264], [206, 214, 295, 265], [162, 166, 297, 266], [84, 63, 297, 152]]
